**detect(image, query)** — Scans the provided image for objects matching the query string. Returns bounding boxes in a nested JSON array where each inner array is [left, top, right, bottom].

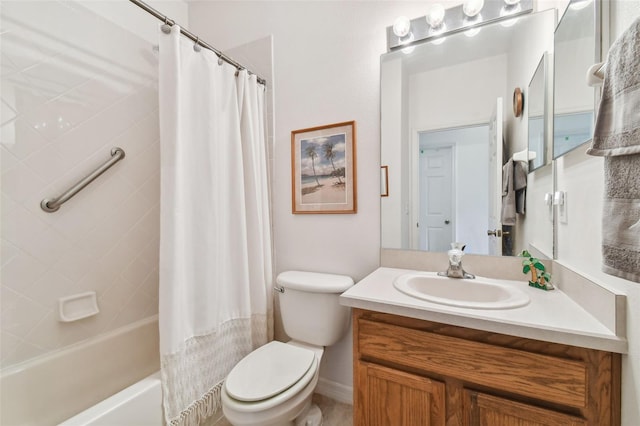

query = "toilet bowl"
[[221, 271, 354, 426], [221, 341, 323, 426]]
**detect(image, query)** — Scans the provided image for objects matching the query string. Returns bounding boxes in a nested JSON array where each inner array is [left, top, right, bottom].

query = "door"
[[464, 390, 587, 426], [419, 146, 453, 251], [357, 361, 446, 426], [488, 98, 503, 255]]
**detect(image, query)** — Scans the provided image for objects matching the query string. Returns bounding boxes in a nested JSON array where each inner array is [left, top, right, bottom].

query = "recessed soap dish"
[[58, 292, 99, 322]]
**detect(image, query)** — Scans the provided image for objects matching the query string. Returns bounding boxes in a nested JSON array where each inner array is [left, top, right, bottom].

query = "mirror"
[[553, 0, 600, 159], [527, 54, 549, 171], [381, 9, 555, 256]]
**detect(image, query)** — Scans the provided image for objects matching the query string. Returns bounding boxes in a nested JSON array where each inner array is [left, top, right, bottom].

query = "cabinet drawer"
[[464, 390, 587, 426], [358, 319, 587, 408]]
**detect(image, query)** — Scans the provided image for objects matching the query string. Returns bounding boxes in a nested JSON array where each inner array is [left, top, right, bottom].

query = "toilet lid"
[[225, 341, 315, 402]]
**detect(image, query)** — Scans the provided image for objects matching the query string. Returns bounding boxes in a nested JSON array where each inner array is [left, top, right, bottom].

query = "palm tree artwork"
[[305, 145, 321, 187], [323, 142, 344, 185]]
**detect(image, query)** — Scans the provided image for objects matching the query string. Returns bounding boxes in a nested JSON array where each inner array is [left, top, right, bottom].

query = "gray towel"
[[501, 159, 527, 226], [587, 17, 640, 156], [588, 17, 640, 283]]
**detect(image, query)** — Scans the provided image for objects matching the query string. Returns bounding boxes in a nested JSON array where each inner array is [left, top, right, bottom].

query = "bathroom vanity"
[[341, 266, 626, 426]]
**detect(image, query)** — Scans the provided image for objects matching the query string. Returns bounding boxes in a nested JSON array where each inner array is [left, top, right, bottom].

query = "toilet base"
[[295, 403, 322, 426]]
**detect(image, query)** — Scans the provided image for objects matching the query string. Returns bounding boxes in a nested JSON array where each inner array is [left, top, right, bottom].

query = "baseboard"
[[315, 377, 353, 405]]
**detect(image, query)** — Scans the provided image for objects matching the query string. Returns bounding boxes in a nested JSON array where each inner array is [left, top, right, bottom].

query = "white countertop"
[[340, 267, 627, 353]]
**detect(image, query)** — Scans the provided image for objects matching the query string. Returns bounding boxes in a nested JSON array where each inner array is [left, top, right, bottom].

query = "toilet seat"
[[225, 341, 315, 402]]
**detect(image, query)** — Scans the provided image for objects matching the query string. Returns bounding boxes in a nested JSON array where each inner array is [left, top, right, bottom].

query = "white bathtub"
[[1, 317, 160, 425], [59, 372, 162, 426]]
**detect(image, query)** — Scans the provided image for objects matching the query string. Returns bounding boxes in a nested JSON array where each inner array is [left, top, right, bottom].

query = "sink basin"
[[393, 272, 530, 310]]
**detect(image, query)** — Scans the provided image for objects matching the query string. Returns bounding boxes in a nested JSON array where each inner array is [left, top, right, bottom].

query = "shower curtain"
[[158, 25, 273, 426]]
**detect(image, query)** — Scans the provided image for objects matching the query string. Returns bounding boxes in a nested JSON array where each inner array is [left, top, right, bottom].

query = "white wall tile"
[[0, 116, 48, 160], [1, 99, 17, 124], [0, 288, 49, 337], [1, 250, 48, 292], [22, 53, 91, 100], [0, 330, 22, 362], [1, 71, 50, 118], [0, 30, 50, 72], [0, 0, 162, 369], [0, 238, 20, 267], [21, 270, 76, 310]]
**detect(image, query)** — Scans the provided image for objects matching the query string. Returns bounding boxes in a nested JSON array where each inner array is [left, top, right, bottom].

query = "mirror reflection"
[[381, 9, 555, 256], [527, 54, 548, 171], [553, 0, 598, 158]]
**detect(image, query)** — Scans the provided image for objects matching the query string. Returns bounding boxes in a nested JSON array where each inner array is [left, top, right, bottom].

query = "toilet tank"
[[276, 271, 354, 347]]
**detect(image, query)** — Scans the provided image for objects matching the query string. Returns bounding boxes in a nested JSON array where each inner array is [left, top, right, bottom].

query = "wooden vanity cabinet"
[[353, 309, 621, 426]]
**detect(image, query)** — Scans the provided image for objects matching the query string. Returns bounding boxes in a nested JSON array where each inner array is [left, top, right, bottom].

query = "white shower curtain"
[[158, 25, 272, 426]]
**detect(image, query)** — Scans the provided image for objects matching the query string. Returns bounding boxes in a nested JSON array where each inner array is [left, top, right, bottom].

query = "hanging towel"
[[514, 160, 528, 215], [501, 159, 528, 226], [587, 17, 640, 283]]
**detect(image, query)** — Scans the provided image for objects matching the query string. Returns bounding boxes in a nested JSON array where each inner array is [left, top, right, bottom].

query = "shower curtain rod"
[[129, 0, 267, 86]]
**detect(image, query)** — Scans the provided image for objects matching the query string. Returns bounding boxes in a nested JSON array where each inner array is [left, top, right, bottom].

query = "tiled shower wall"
[[1, 1, 162, 368]]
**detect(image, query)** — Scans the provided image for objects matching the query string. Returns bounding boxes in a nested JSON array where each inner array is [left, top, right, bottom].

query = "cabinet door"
[[464, 390, 587, 426], [357, 361, 445, 426]]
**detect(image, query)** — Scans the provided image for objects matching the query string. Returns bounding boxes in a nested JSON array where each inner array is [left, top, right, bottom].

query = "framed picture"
[[291, 121, 357, 214], [380, 165, 389, 197]]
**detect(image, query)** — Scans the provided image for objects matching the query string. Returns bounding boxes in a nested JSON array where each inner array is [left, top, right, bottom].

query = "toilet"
[[221, 271, 354, 426]]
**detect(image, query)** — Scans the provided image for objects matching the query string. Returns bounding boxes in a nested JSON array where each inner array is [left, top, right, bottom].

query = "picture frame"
[[380, 165, 389, 197], [291, 121, 357, 214]]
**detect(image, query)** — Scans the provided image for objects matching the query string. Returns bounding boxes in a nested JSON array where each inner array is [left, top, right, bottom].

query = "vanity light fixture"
[[386, 0, 532, 51]]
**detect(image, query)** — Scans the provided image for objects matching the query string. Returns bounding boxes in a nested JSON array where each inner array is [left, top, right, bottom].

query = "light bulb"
[[463, 0, 484, 18], [393, 16, 411, 37], [425, 3, 445, 28], [504, 0, 520, 5]]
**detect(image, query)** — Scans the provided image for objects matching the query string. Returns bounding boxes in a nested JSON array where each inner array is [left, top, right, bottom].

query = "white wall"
[[0, 0, 187, 369], [555, 3, 640, 425], [409, 55, 508, 132]]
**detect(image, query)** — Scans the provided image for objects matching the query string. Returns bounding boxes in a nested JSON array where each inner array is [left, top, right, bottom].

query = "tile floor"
[[213, 393, 353, 425]]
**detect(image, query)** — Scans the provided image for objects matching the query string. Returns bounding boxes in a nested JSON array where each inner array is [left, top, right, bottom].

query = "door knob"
[[487, 229, 510, 237], [444, 220, 450, 224]]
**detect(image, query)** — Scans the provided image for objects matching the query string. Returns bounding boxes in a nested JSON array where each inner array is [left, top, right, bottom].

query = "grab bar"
[[40, 147, 126, 213]]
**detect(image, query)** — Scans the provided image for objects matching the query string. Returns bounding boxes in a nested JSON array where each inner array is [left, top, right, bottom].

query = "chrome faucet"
[[438, 243, 475, 279]]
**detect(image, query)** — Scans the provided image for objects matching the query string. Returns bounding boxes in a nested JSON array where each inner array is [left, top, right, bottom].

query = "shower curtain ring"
[[217, 55, 223, 66], [193, 37, 202, 52], [161, 16, 171, 34]]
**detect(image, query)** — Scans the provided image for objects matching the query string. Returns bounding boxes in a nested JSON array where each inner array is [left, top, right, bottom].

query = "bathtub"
[[1, 317, 160, 425], [59, 372, 162, 426]]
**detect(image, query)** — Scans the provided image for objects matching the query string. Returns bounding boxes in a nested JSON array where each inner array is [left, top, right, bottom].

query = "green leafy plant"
[[519, 250, 553, 290]]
